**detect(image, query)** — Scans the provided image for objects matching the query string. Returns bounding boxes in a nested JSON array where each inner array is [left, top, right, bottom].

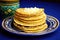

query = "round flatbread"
[[17, 18, 46, 24], [14, 23, 48, 33], [13, 22, 47, 31], [14, 12, 46, 21], [15, 8, 44, 17], [15, 11, 43, 18], [14, 22, 48, 33], [14, 18, 46, 26], [14, 14, 46, 24], [24, 25, 47, 33]]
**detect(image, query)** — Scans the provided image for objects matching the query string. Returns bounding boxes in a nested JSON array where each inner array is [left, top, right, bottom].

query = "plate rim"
[[2, 15, 59, 36]]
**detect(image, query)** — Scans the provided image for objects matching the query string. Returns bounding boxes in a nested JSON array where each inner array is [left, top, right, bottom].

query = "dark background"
[[21, 0, 60, 2], [0, 0, 60, 40]]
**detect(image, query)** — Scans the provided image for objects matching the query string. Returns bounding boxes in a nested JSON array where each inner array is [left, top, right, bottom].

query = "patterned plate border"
[[2, 15, 59, 36]]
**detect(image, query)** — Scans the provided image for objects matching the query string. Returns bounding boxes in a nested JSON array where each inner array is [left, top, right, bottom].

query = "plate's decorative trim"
[[2, 15, 59, 36]]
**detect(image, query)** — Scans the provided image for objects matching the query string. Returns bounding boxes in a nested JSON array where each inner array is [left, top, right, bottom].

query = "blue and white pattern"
[[2, 15, 59, 36]]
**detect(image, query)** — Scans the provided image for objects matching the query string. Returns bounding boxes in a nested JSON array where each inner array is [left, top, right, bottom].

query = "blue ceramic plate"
[[2, 15, 59, 36]]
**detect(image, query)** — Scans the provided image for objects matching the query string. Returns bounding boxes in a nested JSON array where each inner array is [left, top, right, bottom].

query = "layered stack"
[[13, 7, 48, 33]]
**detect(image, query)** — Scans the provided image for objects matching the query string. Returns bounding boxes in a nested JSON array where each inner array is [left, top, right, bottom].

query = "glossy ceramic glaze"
[[2, 15, 59, 36]]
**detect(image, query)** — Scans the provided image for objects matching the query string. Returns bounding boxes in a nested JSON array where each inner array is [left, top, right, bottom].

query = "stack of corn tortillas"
[[13, 7, 48, 33]]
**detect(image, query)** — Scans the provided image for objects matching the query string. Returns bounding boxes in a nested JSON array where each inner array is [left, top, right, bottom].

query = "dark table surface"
[[0, 0, 60, 40]]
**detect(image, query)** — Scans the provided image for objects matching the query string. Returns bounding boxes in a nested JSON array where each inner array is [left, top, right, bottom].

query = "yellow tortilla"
[[14, 12, 46, 21], [13, 22, 47, 31], [14, 18, 46, 26], [14, 22, 48, 33], [15, 8, 44, 17]]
